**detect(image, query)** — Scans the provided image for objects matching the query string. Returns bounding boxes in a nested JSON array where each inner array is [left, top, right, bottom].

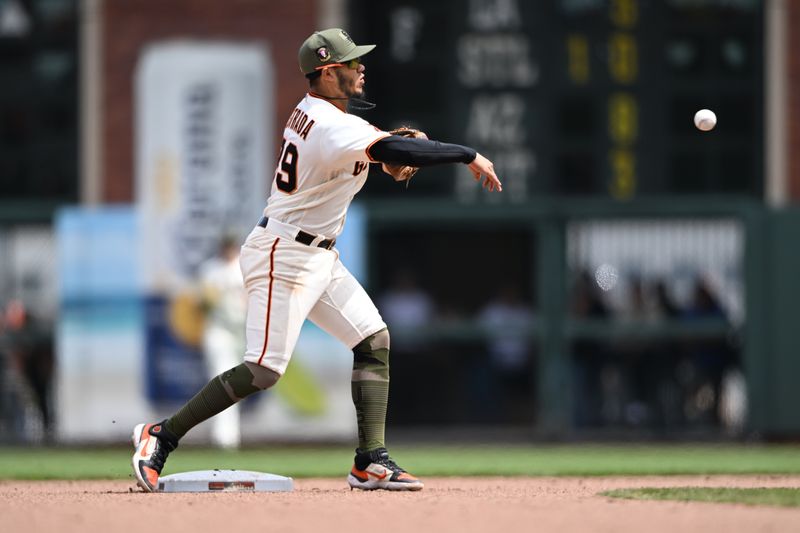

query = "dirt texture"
[[3, 476, 800, 533]]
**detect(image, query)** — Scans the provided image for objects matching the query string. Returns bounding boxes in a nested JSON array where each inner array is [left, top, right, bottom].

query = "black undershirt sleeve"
[[368, 135, 477, 167]]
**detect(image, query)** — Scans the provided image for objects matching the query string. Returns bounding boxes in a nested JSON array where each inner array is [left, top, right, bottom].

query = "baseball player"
[[132, 28, 502, 493], [198, 236, 247, 449]]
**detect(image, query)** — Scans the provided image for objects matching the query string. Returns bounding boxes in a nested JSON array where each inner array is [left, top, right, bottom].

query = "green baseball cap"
[[298, 28, 376, 75]]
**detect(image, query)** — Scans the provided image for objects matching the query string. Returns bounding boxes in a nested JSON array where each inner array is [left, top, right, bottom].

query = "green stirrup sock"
[[351, 329, 390, 451], [165, 376, 233, 439], [165, 362, 279, 439]]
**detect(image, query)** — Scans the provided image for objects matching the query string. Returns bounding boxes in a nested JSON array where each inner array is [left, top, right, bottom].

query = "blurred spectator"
[[684, 277, 726, 320], [377, 267, 437, 424], [570, 270, 612, 427], [0, 302, 15, 438], [613, 276, 679, 429], [377, 267, 434, 348], [649, 278, 686, 430], [617, 275, 659, 323], [679, 277, 737, 426], [718, 365, 747, 434], [198, 236, 247, 449], [0, 299, 53, 443], [572, 269, 609, 318], [654, 279, 681, 319], [476, 283, 536, 421], [612, 276, 653, 427], [479, 283, 535, 375]]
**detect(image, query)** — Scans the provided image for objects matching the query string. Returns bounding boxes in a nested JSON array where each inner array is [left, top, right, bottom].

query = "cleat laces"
[[150, 445, 170, 472], [149, 436, 177, 473], [378, 456, 405, 474], [373, 449, 406, 474]]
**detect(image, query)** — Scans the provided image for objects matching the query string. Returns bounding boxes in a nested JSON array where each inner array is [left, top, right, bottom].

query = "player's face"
[[334, 60, 365, 98]]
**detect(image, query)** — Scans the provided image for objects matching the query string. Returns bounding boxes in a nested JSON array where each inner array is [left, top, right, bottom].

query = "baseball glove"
[[382, 127, 428, 183]]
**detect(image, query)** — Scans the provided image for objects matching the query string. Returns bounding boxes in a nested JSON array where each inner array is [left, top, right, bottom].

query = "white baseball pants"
[[239, 220, 386, 375]]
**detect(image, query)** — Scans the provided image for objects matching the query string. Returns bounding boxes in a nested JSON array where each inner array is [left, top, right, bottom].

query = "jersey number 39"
[[275, 139, 298, 193]]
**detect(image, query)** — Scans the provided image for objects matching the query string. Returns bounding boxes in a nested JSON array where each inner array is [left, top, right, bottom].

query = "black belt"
[[257, 217, 336, 250]]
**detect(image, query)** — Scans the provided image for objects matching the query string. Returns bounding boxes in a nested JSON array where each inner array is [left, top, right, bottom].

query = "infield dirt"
[[2, 476, 799, 533]]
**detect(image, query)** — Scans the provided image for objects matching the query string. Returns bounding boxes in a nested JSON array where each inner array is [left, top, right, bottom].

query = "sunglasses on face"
[[316, 57, 362, 71]]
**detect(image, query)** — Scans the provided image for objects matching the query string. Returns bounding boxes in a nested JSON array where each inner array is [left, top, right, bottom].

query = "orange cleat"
[[347, 448, 423, 491], [131, 421, 179, 492]]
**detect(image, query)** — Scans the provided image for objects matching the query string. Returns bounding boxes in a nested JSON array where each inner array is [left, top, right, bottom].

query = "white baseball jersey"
[[240, 93, 389, 374], [263, 93, 389, 238]]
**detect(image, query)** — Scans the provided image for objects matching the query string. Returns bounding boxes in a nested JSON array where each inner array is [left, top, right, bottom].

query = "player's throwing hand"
[[469, 153, 502, 192]]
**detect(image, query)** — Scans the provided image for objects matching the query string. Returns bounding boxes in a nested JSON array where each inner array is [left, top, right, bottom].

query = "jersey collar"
[[307, 92, 348, 113]]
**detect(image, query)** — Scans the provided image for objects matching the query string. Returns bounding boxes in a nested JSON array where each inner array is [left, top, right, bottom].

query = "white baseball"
[[594, 263, 618, 292], [694, 109, 717, 131]]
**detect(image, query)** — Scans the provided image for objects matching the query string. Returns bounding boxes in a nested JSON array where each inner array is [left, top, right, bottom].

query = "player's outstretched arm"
[[369, 136, 502, 192], [468, 153, 502, 192]]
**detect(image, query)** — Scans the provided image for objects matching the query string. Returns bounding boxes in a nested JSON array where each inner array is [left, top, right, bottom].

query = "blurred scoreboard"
[[352, 0, 763, 201]]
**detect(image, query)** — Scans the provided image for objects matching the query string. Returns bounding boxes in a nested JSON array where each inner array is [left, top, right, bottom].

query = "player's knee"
[[245, 361, 281, 390], [371, 328, 390, 351], [219, 362, 281, 401], [354, 328, 390, 356], [352, 328, 389, 381]]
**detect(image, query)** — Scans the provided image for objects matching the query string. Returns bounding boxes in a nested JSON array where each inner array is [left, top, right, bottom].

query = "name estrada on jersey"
[[264, 92, 388, 240]]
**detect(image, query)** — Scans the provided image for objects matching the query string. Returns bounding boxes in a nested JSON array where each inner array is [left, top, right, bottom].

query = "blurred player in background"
[[132, 27, 501, 493], [198, 236, 247, 449]]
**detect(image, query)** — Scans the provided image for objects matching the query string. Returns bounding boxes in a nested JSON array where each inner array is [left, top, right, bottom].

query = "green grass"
[[602, 487, 800, 508], [1, 444, 800, 480]]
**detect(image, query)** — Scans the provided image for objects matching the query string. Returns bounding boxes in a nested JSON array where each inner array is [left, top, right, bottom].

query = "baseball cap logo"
[[339, 30, 354, 44], [316, 46, 331, 62]]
